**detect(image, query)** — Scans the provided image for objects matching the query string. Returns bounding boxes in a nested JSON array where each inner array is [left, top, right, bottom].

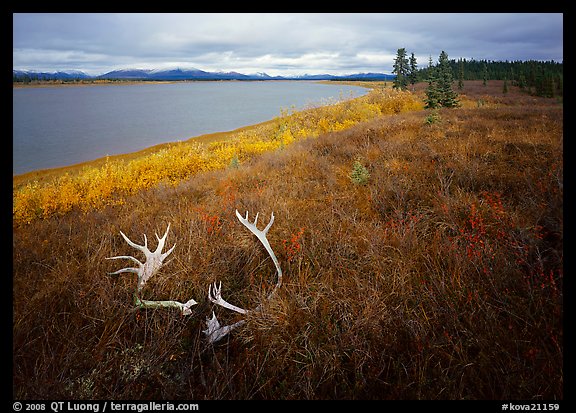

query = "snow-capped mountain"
[[13, 69, 91, 80], [14, 67, 395, 82], [96, 68, 153, 79]]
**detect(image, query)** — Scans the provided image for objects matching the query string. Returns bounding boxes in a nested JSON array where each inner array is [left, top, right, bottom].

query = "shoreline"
[[13, 80, 377, 186], [12, 117, 279, 187], [12, 80, 179, 89], [12, 78, 334, 89]]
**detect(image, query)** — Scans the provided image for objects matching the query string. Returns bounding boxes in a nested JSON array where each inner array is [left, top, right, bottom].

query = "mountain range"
[[13, 67, 395, 82]]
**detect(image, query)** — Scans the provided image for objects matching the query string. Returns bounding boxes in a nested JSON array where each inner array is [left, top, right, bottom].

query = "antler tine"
[[106, 255, 142, 276], [158, 223, 176, 261], [108, 267, 140, 276], [208, 281, 248, 314], [161, 243, 177, 261], [106, 255, 142, 266], [263, 211, 274, 235], [154, 223, 172, 255], [119, 231, 150, 255], [236, 210, 274, 234]]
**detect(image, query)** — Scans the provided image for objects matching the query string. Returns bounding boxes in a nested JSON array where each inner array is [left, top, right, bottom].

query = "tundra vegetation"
[[13, 79, 562, 399]]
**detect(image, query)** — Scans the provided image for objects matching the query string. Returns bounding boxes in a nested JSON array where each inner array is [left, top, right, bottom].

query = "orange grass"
[[13, 81, 562, 399]]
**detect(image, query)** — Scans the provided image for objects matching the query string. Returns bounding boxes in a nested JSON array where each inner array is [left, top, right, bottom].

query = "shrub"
[[350, 159, 370, 185], [425, 110, 441, 125]]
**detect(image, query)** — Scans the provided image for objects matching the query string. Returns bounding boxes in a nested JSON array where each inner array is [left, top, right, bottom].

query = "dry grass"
[[13, 81, 562, 399]]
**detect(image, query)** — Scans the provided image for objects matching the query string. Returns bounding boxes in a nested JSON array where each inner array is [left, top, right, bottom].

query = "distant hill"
[[14, 67, 395, 82], [13, 69, 91, 81], [96, 69, 154, 79], [332, 73, 396, 81]]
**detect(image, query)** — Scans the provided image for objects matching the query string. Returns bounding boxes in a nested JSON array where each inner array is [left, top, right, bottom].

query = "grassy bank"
[[13, 81, 562, 399]]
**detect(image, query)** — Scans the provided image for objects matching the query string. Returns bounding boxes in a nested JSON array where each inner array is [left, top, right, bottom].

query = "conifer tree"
[[503, 77, 508, 94], [424, 51, 459, 109], [482, 62, 488, 86], [458, 58, 464, 90], [436, 51, 459, 108], [518, 72, 526, 90], [424, 55, 440, 109], [392, 48, 409, 90], [408, 52, 418, 90], [541, 74, 555, 98]]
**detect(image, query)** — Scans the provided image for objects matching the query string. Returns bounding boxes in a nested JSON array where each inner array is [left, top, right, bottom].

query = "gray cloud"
[[13, 13, 563, 76]]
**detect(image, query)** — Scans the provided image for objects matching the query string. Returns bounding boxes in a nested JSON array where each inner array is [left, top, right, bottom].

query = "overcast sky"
[[13, 13, 563, 76]]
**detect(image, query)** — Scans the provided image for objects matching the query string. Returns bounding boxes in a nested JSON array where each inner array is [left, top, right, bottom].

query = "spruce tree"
[[424, 55, 440, 109], [436, 51, 459, 108], [392, 48, 409, 90], [482, 62, 488, 86], [518, 72, 526, 90], [408, 52, 418, 90], [458, 58, 464, 90]]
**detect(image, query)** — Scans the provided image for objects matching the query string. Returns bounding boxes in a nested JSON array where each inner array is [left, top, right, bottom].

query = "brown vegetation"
[[13, 81, 562, 399]]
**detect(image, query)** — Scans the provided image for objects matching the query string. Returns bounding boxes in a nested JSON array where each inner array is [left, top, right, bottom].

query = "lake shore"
[[12, 78, 325, 89], [13, 80, 182, 89], [12, 117, 278, 187], [14, 81, 375, 186]]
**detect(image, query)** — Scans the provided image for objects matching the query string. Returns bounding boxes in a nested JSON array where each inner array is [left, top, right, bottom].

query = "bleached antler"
[[107, 213, 283, 343], [203, 312, 247, 344], [107, 223, 175, 292], [107, 223, 197, 315], [208, 281, 248, 314], [235, 210, 282, 295], [205, 210, 282, 343]]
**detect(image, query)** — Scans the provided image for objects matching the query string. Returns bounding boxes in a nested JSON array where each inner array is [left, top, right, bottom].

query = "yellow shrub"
[[13, 182, 41, 224]]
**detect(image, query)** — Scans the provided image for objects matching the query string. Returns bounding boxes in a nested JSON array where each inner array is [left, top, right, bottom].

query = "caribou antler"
[[236, 210, 282, 295], [203, 312, 247, 344], [208, 281, 248, 314], [205, 210, 282, 343], [106, 212, 283, 343], [107, 223, 197, 315], [107, 223, 176, 292]]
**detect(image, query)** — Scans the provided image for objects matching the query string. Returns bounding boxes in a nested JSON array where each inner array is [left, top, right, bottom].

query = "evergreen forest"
[[418, 58, 563, 98]]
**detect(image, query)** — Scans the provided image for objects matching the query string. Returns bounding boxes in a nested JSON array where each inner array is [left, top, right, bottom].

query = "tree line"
[[392, 48, 563, 101]]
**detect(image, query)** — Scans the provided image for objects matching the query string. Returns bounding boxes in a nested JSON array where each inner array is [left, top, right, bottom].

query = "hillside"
[[12, 81, 563, 399]]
